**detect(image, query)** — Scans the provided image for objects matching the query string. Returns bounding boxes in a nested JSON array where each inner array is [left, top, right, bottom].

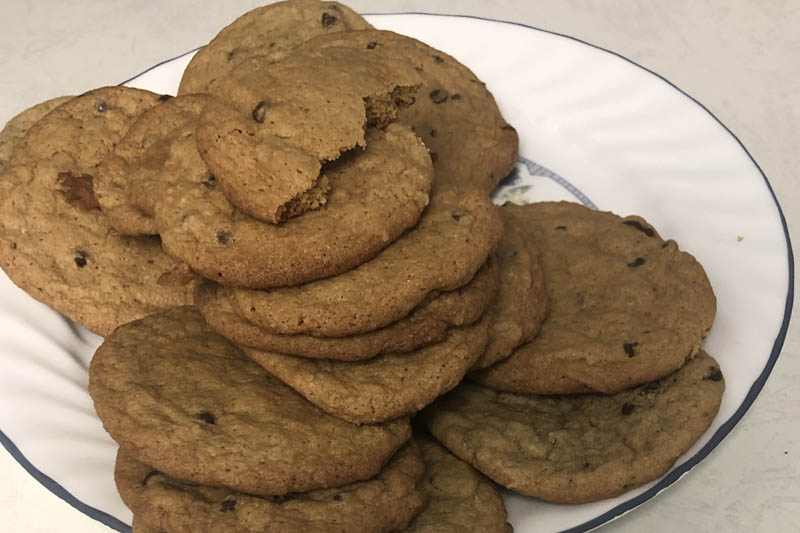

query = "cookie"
[[472, 201, 716, 394], [155, 121, 432, 288], [305, 29, 519, 192], [89, 307, 411, 496], [178, 0, 373, 95], [243, 314, 491, 424], [233, 188, 503, 336], [0, 87, 194, 336], [427, 351, 725, 503], [472, 208, 548, 370], [195, 258, 497, 360], [407, 436, 510, 533], [0, 95, 73, 172], [197, 42, 421, 223], [119, 442, 426, 533], [93, 94, 212, 235]]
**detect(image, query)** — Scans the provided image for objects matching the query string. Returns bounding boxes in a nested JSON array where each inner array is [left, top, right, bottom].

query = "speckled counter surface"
[[0, 1, 797, 532]]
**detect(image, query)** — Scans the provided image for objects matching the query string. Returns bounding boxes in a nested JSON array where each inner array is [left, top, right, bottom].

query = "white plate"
[[0, 13, 792, 533]]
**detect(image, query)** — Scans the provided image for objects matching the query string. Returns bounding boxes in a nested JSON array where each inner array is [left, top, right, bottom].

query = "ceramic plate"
[[0, 13, 792, 533]]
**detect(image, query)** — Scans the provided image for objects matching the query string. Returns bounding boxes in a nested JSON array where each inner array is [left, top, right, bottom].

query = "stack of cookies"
[[0, 0, 726, 530]]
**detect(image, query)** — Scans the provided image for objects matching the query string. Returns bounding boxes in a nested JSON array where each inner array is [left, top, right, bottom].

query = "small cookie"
[[119, 442, 426, 533], [233, 188, 503, 336], [472, 201, 716, 394], [407, 436, 511, 533], [305, 29, 519, 192], [243, 314, 490, 424], [195, 258, 497, 360], [89, 308, 410, 496], [0, 95, 73, 171], [197, 42, 421, 223], [178, 0, 373, 95], [427, 351, 725, 503], [0, 87, 193, 335], [156, 121, 432, 288], [472, 208, 548, 370]]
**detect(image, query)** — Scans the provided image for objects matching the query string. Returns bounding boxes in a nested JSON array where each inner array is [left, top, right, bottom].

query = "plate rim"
[[1, 11, 793, 533]]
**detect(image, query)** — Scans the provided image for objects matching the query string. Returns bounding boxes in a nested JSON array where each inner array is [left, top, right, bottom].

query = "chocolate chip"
[[196, 411, 216, 424], [432, 54, 444, 64], [158, 94, 173, 102], [575, 292, 585, 305], [501, 124, 516, 131], [57, 171, 100, 210], [429, 89, 448, 104], [622, 220, 655, 237], [430, 152, 438, 163], [227, 48, 240, 60], [95, 101, 110, 113], [333, 494, 342, 501], [627, 257, 646, 268], [621, 403, 636, 415], [582, 462, 591, 470], [202, 174, 217, 190], [321, 12, 337, 27], [451, 209, 470, 221], [366, 41, 378, 49], [451, 93, 462, 100], [220, 499, 237, 512], [252, 101, 268, 123], [704, 366, 723, 382], [74, 250, 88, 268], [623, 342, 639, 357], [556, 225, 567, 230], [141, 470, 161, 486], [429, 127, 437, 137], [216, 231, 231, 245], [10, 242, 16, 250]]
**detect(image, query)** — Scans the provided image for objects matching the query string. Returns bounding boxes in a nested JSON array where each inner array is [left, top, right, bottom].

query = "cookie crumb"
[[737, 235, 743, 242], [220, 499, 237, 512]]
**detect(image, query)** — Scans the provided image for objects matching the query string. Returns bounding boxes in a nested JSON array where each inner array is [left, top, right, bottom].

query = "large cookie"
[[178, 0, 372, 95], [195, 258, 497, 360], [233, 188, 503, 336], [472, 208, 548, 370], [472, 201, 716, 394], [243, 314, 491, 424], [120, 442, 426, 533], [427, 351, 725, 503], [305, 29, 519, 192], [0, 87, 194, 336], [0, 95, 73, 172], [89, 308, 410, 496], [155, 121, 432, 288], [407, 436, 511, 533], [197, 42, 421, 223]]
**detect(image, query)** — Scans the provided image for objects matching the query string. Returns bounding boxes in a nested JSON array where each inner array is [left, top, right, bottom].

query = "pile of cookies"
[[0, 0, 726, 531]]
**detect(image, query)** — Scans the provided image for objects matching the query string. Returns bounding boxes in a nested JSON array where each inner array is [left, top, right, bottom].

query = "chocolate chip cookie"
[[472, 201, 716, 394], [428, 351, 724, 503], [89, 307, 411, 496]]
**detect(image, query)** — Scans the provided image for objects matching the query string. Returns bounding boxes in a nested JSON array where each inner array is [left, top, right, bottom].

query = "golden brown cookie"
[[232, 188, 503, 335], [427, 351, 725, 503], [0, 95, 73, 172], [305, 29, 519, 192], [243, 314, 491, 424], [195, 258, 497, 360], [178, 0, 373, 95], [407, 436, 511, 533], [472, 201, 716, 394], [89, 308, 411, 496], [0, 87, 193, 335], [119, 442, 426, 533], [472, 208, 548, 370]]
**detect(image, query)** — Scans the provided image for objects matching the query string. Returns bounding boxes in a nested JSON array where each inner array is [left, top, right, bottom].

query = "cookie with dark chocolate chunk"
[[178, 0, 373, 95], [119, 442, 426, 533], [472, 201, 716, 394], [428, 351, 724, 503], [0, 87, 194, 335], [195, 258, 497, 360], [303, 29, 519, 193], [89, 308, 411, 496]]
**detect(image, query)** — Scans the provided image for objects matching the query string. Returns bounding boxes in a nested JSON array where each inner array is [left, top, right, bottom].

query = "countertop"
[[0, 1, 797, 531]]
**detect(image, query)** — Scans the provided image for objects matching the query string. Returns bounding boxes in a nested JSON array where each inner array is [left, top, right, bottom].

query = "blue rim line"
[[3, 11, 792, 533]]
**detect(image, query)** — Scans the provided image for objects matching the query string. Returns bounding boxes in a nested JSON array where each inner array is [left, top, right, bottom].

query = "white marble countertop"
[[0, 1, 797, 531]]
